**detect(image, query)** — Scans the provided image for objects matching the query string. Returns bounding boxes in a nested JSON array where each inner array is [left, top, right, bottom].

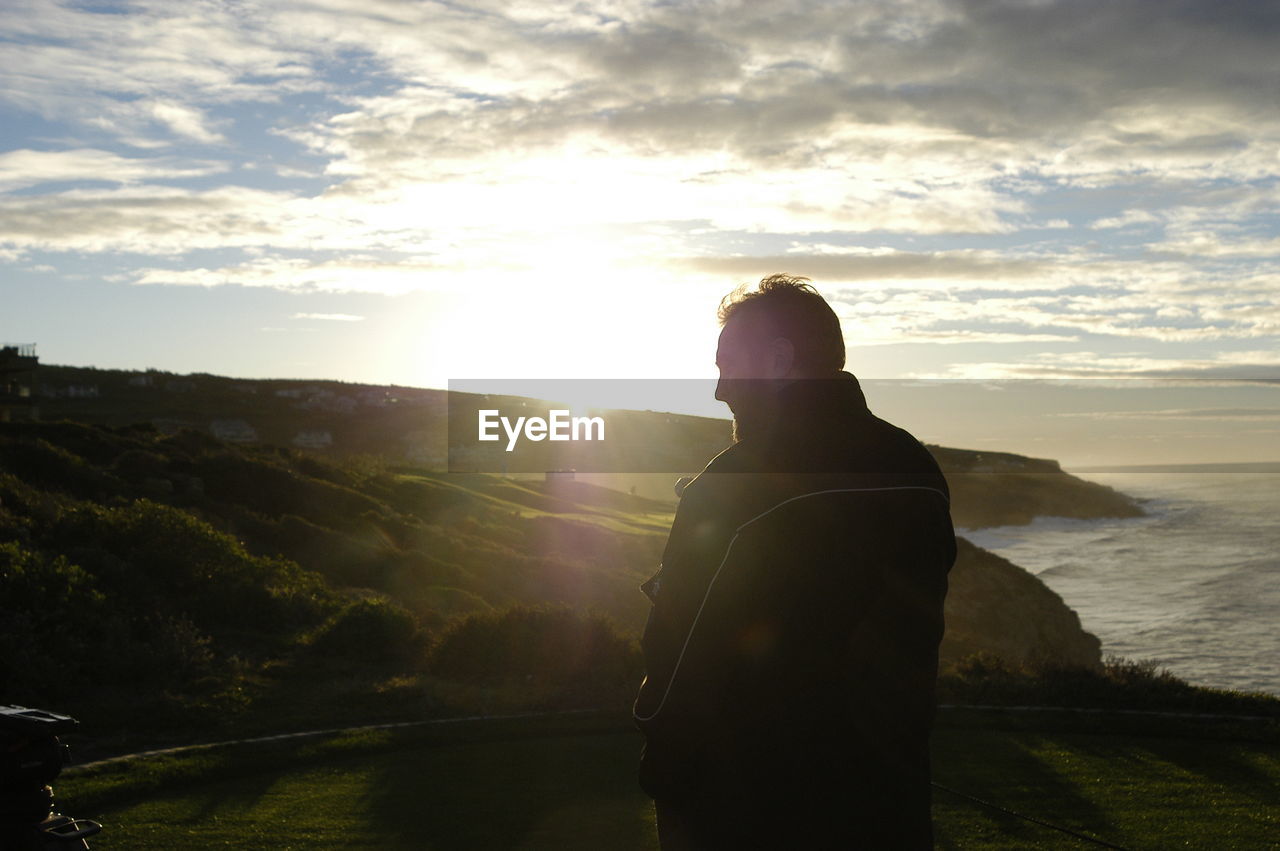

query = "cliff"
[[929, 446, 1144, 530], [940, 536, 1102, 669]]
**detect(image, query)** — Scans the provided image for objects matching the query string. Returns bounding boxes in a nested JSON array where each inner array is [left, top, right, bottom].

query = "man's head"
[[714, 274, 846, 441]]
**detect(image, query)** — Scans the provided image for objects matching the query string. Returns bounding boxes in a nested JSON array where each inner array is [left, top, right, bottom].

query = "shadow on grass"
[[184, 767, 281, 829], [363, 729, 656, 850], [1070, 732, 1280, 808], [932, 729, 1124, 849]]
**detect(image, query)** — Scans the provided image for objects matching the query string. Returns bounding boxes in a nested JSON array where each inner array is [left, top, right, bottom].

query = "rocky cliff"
[[940, 536, 1103, 669], [930, 446, 1144, 529]]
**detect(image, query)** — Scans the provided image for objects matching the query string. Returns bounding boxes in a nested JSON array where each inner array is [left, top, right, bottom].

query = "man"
[[633, 275, 956, 849]]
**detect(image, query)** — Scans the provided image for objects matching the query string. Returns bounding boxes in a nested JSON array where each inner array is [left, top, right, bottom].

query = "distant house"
[[165, 379, 195, 393], [293, 429, 334, 449], [301, 394, 357, 414], [210, 419, 258, 443], [0, 343, 38, 423], [66, 384, 99, 399], [358, 389, 391, 407], [232, 383, 258, 395], [127, 374, 154, 387], [275, 388, 305, 399]]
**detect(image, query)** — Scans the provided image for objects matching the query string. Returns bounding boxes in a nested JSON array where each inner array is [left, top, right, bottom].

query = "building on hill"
[[301, 393, 357, 414], [358, 389, 392, 406], [0, 343, 39, 422], [293, 429, 334, 449], [210, 419, 259, 443]]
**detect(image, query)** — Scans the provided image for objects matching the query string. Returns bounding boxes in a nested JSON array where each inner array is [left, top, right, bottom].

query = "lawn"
[[58, 711, 1279, 849]]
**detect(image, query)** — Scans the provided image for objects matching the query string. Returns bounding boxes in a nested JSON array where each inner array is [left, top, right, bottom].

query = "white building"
[[210, 419, 258, 443]]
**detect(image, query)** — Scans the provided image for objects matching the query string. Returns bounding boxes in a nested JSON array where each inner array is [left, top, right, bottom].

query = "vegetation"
[[0, 420, 662, 738], [0, 417, 1263, 745], [54, 710, 1280, 849], [3, 411, 1275, 847], [939, 655, 1280, 718]]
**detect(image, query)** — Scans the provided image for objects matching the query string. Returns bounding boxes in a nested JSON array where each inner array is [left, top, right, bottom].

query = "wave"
[[973, 473, 1280, 695]]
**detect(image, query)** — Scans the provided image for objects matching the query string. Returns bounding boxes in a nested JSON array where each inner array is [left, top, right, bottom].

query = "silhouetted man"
[[633, 275, 956, 849]]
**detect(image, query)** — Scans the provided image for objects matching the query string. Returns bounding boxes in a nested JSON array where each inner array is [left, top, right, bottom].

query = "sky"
[[2, 0, 1279, 465]]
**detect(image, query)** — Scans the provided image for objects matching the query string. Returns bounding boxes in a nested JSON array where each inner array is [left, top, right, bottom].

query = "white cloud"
[[1151, 231, 1280, 259], [292, 312, 365, 321], [1056, 408, 1280, 421], [1092, 210, 1161, 230], [927, 349, 1280, 380], [0, 149, 225, 190], [149, 102, 225, 144]]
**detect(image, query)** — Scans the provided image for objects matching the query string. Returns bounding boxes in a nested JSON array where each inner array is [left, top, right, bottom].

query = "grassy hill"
[[31, 363, 1142, 529], [2, 368, 1153, 744]]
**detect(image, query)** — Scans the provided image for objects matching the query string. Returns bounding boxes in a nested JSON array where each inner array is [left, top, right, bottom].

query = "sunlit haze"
[[3, 1, 1279, 466]]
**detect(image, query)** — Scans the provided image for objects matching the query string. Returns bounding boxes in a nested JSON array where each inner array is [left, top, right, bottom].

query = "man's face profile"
[[715, 315, 778, 443]]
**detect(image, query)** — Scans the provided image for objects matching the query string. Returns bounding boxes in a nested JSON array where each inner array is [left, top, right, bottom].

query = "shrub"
[[429, 605, 640, 690], [51, 499, 332, 638], [308, 598, 423, 666], [937, 653, 1280, 714]]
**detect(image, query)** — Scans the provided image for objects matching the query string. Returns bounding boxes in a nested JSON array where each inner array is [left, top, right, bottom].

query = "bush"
[[51, 499, 333, 639], [0, 436, 120, 499], [308, 598, 423, 666], [937, 653, 1280, 715], [0, 543, 217, 702], [429, 605, 640, 690]]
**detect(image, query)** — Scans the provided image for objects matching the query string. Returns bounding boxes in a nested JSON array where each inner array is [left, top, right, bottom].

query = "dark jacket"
[[633, 373, 956, 849]]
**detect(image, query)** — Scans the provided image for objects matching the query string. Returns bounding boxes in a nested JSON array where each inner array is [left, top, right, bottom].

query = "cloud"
[[0, 148, 226, 191], [149, 102, 225, 144], [1151, 231, 1280, 258], [0, 0, 311, 144], [277, 0, 1280, 192], [926, 349, 1280, 380], [131, 256, 464, 294], [677, 250, 1047, 282], [0, 185, 301, 254], [1057, 407, 1280, 421], [2, 0, 1278, 387], [292, 312, 365, 321]]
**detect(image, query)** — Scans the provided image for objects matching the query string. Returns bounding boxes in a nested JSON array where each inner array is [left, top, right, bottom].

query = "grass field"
[[56, 711, 1279, 849]]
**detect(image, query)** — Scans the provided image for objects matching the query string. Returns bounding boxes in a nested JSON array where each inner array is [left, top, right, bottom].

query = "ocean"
[[960, 471, 1280, 696]]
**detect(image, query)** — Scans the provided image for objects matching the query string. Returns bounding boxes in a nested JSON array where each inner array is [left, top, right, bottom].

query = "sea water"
[[960, 472, 1280, 696]]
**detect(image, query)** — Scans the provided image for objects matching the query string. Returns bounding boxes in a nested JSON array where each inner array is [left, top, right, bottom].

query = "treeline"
[[0, 421, 653, 731]]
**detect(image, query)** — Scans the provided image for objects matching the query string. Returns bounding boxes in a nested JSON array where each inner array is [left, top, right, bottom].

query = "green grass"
[[56, 711, 1280, 849]]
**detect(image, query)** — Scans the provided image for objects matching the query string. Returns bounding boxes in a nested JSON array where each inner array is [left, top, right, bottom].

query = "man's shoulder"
[[700, 440, 761, 474]]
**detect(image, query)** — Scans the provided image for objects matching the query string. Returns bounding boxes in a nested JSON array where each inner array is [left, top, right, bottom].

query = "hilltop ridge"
[[30, 363, 1142, 530]]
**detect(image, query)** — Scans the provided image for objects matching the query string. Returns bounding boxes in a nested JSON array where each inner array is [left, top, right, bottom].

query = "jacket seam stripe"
[[633, 485, 949, 723], [734, 485, 950, 533]]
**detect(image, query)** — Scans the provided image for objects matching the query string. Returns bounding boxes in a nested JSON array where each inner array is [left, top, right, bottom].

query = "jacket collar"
[[775, 371, 870, 425]]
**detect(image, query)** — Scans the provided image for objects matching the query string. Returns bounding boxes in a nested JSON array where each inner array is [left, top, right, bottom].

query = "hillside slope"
[[31, 365, 1143, 531], [1, 420, 1104, 712]]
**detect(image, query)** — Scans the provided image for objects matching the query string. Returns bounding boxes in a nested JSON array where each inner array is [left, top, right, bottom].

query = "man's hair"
[[717, 273, 846, 374]]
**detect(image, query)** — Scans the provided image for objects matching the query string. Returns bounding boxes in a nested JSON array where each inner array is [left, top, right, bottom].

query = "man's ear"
[[767, 337, 795, 379]]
